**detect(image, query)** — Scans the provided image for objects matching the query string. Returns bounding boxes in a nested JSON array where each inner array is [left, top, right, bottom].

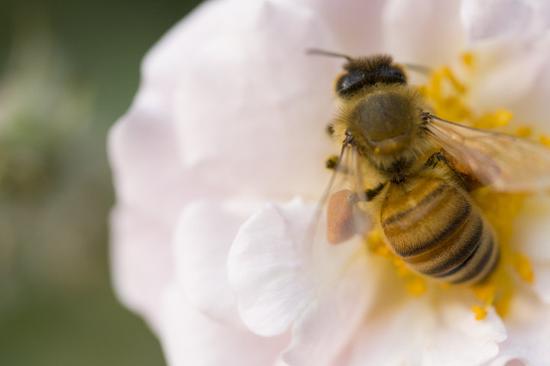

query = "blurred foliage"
[[0, 0, 202, 365]]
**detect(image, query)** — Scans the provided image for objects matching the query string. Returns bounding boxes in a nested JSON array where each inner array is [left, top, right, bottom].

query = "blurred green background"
[[0, 1, 201, 364]]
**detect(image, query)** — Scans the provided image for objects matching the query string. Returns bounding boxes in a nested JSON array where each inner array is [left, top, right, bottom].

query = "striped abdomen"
[[380, 177, 499, 285]]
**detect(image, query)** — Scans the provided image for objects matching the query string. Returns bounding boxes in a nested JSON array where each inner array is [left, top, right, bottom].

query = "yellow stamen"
[[471, 305, 487, 320], [366, 229, 427, 296], [514, 252, 535, 284], [442, 66, 466, 95], [406, 277, 427, 297], [461, 51, 475, 70], [473, 109, 513, 129], [540, 135, 550, 148], [515, 125, 533, 138], [473, 282, 496, 304]]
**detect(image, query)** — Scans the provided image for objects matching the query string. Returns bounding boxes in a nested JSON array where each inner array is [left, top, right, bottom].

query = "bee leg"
[[424, 151, 446, 169], [365, 182, 385, 201], [326, 123, 335, 137], [424, 151, 482, 191], [325, 155, 339, 170]]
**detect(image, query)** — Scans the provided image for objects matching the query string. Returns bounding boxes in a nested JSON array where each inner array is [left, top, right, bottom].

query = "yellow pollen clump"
[[406, 277, 427, 297], [471, 305, 488, 321], [540, 135, 550, 148], [366, 229, 427, 296], [461, 51, 475, 69], [514, 253, 535, 284], [474, 109, 513, 129], [366, 229, 391, 257], [366, 50, 542, 320], [515, 125, 533, 138], [442, 66, 467, 95]]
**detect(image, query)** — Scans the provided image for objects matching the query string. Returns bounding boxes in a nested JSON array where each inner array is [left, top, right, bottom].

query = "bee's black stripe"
[[423, 217, 483, 277], [397, 201, 471, 257], [383, 183, 448, 226], [452, 236, 497, 284], [381, 177, 501, 285]]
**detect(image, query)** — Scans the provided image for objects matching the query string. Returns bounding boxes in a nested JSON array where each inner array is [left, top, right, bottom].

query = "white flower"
[[109, 0, 550, 365]]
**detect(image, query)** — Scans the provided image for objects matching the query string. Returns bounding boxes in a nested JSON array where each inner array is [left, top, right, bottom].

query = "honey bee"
[[310, 49, 550, 285]]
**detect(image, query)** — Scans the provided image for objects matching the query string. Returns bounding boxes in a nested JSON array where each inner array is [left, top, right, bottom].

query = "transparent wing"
[[307, 142, 372, 247], [425, 114, 550, 191]]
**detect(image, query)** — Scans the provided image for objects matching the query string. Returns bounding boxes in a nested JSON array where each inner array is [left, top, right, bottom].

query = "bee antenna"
[[402, 63, 432, 75], [306, 48, 353, 61]]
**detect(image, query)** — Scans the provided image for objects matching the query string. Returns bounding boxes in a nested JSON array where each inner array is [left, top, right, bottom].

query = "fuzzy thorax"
[[332, 84, 433, 177]]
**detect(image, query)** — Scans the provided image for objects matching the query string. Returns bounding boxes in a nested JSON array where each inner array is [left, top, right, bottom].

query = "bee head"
[[335, 55, 407, 98], [307, 49, 422, 156], [306, 49, 409, 98]]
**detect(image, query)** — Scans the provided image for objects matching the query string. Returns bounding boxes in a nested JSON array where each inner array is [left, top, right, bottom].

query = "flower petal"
[[170, 0, 340, 201], [302, 0, 386, 53], [513, 194, 550, 261], [174, 200, 261, 327], [159, 284, 287, 366], [466, 39, 550, 121], [347, 298, 506, 366], [228, 198, 381, 365], [110, 205, 173, 330], [517, 196, 550, 304], [281, 254, 380, 366], [461, 0, 550, 42], [383, 0, 465, 66], [228, 199, 317, 337], [532, 264, 550, 304], [109, 54, 188, 219], [489, 292, 550, 365]]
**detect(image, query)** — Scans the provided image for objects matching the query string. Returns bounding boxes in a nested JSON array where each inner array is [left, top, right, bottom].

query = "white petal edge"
[[281, 253, 381, 366], [110, 205, 174, 332], [174, 199, 262, 327], [228, 199, 318, 337], [488, 291, 550, 365], [347, 298, 506, 366], [159, 283, 288, 366], [228, 198, 382, 365]]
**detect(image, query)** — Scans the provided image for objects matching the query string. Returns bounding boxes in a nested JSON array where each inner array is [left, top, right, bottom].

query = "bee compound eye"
[[336, 70, 366, 97]]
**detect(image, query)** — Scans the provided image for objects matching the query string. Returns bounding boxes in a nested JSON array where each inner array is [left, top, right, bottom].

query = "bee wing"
[[425, 114, 550, 191], [308, 142, 372, 247]]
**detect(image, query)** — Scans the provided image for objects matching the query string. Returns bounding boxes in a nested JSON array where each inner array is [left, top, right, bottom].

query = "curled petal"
[[228, 199, 317, 337], [174, 200, 261, 327], [228, 199, 381, 365]]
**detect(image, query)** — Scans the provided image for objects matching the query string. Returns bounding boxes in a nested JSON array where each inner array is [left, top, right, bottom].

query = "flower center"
[[367, 52, 549, 320]]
